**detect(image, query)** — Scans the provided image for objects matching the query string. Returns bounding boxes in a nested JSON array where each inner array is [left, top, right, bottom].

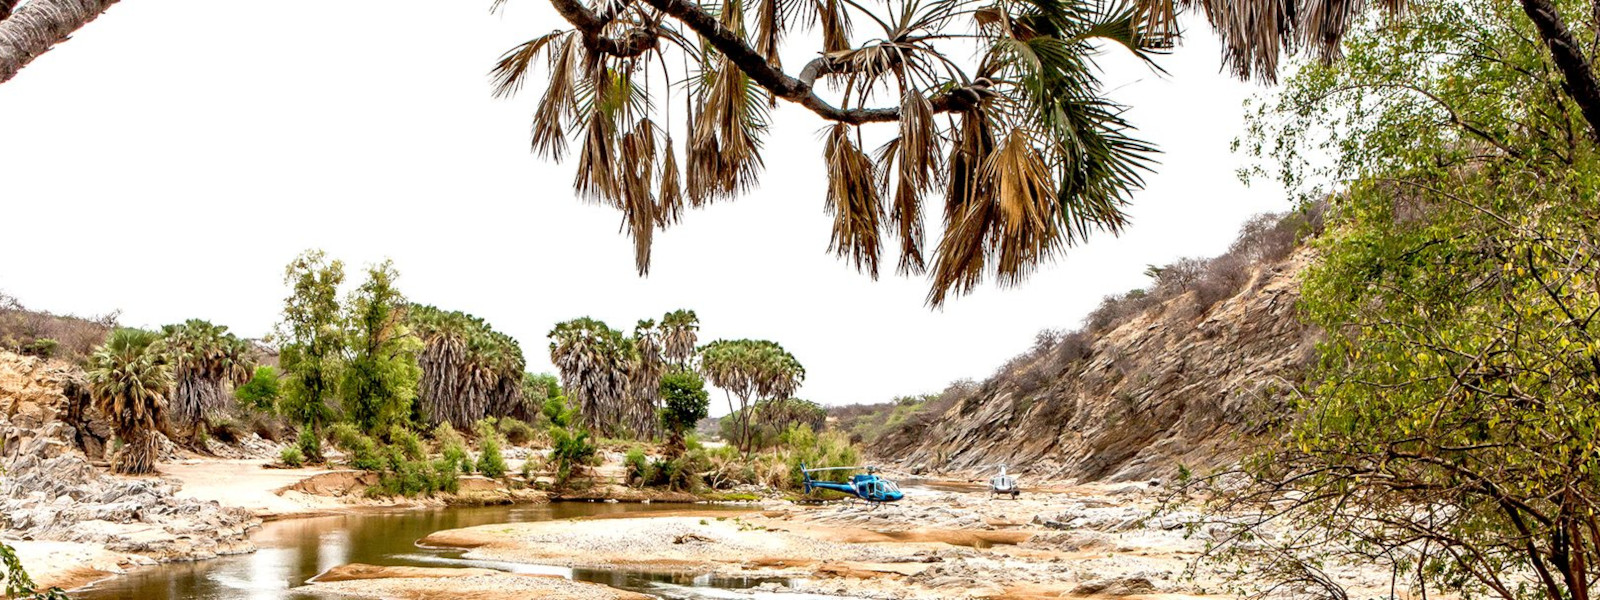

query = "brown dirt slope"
[[877, 249, 1318, 483]]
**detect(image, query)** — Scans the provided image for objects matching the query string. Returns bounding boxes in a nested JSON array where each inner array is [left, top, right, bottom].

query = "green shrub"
[[433, 422, 473, 472], [648, 455, 700, 491], [784, 425, 859, 491], [497, 417, 536, 446], [475, 420, 508, 478], [327, 423, 383, 471], [548, 423, 596, 485], [432, 458, 461, 493], [624, 446, 651, 486], [296, 427, 322, 463], [389, 425, 425, 461], [279, 446, 305, 467], [20, 338, 58, 359], [235, 366, 282, 412]]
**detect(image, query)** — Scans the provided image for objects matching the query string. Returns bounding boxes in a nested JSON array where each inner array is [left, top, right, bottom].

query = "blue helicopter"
[[800, 464, 905, 504]]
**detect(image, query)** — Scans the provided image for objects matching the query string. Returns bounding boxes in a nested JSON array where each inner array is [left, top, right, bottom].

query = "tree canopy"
[[1195, 2, 1600, 599]]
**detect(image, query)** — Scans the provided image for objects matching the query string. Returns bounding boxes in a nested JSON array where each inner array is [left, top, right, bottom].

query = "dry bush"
[[0, 291, 117, 362], [1084, 289, 1153, 332], [1150, 258, 1209, 294], [1193, 252, 1253, 310], [1053, 330, 1093, 367]]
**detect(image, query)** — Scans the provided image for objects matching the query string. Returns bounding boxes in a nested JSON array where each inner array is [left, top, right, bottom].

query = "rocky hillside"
[[0, 351, 260, 562], [874, 210, 1323, 483]]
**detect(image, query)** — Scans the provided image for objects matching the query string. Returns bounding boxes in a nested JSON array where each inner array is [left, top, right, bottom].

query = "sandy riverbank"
[[389, 482, 1233, 600], [305, 563, 655, 600], [16, 457, 550, 591]]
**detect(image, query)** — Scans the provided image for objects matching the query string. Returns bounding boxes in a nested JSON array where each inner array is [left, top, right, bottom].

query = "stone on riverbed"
[[307, 563, 655, 600]]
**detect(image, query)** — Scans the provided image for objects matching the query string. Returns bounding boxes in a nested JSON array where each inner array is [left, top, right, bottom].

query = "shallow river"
[[72, 502, 824, 600]]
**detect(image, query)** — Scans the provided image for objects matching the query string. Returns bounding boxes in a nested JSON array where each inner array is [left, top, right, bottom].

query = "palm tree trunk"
[[0, 0, 123, 85], [113, 428, 157, 475]]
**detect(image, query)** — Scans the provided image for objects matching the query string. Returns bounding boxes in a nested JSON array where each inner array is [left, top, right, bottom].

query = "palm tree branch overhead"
[[497, 0, 1169, 305], [0, 0, 123, 84]]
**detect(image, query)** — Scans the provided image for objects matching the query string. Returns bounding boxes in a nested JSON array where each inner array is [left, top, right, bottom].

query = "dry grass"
[[0, 291, 116, 362]]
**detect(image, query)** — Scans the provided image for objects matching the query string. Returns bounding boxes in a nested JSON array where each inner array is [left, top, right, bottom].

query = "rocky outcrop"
[[879, 250, 1318, 483], [0, 351, 260, 562]]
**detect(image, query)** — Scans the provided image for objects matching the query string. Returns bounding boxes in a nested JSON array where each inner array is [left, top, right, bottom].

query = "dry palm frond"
[[930, 109, 999, 306], [619, 119, 661, 274], [576, 114, 619, 203], [687, 57, 769, 204], [530, 33, 584, 159], [816, 0, 853, 52], [876, 90, 942, 275], [824, 124, 885, 277], [984, 128, 1059, 284], [492, 30, 574, 98], [657, 136, 685, 224]]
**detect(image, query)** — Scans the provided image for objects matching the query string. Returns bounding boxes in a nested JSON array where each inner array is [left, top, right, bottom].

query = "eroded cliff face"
[[0, 351, 260, 561], [878, 250, 1318, 483]]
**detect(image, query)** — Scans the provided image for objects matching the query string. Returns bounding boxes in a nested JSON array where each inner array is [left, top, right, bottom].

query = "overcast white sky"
[[0, 1, 1287, 411]]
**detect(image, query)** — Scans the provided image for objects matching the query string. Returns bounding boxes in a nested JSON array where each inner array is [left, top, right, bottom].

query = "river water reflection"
[[73, 502, 785, 600]]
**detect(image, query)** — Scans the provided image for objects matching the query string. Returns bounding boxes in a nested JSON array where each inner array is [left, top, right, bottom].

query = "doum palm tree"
[[548, 317, 633, 435], [660, 309, 700, 369], [162, 320, 254, 447], [87, 328, 173, 475], [410, 304, 526, 430], [700, 339, 804, 456]]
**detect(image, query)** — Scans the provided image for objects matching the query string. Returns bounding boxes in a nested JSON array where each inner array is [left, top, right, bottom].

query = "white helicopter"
[[987, 463, 1020, 499]]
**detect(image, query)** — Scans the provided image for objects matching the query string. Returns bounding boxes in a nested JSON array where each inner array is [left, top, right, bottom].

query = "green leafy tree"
[[234, 366, 282, 411], [724, 397, 826, 450], [162, 319, 254, 446], [277, 250, 346, 458], [700, 339, 804, 456], [521, 372, 561, 413], [475, 418, 509, 478], [658, 368, 709, 455], [342, 261, 423, 436], [1195, 3, 1600, 600], [87, 328, 172, 475]]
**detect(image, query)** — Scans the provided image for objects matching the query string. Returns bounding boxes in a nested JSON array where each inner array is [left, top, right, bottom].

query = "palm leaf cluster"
[[699, 338, 804, 453], [161, 319, 254, 446], [548, 317, 640, 436], [660, 309, 700, 368], [408, 304, 527, 430], [549, 309, 700, 437], [86, 328, 173, 475], [495, 0, 1167, 304]]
